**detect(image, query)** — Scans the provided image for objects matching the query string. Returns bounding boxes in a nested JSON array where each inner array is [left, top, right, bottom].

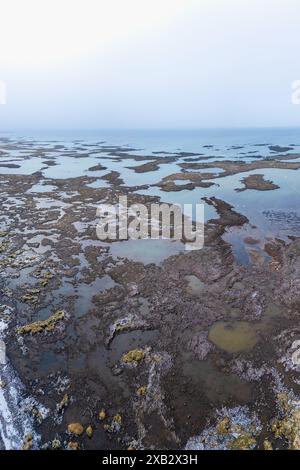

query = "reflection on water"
[[1, 129, 300, 262], [106, 238, 184, 264], [208, 321, 259, 353], [1, 129, 300, 448]]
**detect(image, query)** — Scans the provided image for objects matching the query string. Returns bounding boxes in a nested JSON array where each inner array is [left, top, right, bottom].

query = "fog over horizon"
[[1, 0, 300, 130]]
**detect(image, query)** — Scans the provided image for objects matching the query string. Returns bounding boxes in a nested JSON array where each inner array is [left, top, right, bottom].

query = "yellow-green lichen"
[[271, 393, 300, 450], [263, 439, 273, 450], [228, 433, 256, 450], [57, 393, 69, 412], [99, 409, 106, 420], [137, 386, 147, 397], [216, 417, 231, 435], [40, 271, 53, 288], [21, 433, 33, 450], [86, 425, 93, 438], [21, 288, 41, 304], [121, 349, 145, 364], [113, 414, 122, 425], [17, 310, 65, 335], [67, 423, 84, 436], [67, 441, 79, 450]]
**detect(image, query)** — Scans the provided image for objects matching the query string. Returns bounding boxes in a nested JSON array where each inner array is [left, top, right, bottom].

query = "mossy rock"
[[121, 349, 145, 364], [113, 414, 122, 425], [17, 310, 65, 335], [67, 423, 84, 436], [137, 386, 147, 396], [86, 425, 93, 438]]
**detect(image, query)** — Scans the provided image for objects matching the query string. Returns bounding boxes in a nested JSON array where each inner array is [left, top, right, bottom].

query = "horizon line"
[[1, 126, 300, 132]]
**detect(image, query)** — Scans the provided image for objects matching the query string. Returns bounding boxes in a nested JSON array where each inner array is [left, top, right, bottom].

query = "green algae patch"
[[208, 321, 259, 353], [17, 310, 65, 335]]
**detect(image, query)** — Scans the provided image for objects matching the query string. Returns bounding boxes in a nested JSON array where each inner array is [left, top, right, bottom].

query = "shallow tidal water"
[[1, 128, 300, 449]]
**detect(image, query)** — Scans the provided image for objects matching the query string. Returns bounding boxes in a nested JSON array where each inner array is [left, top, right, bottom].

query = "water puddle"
[[108, 329, 159, 363], [184, 275, 206, 296], [27, 183, 57, 193], [85, 179, 109, 189], [37, 275, 116, 320], [107, 238, 184, 264], [208, 321, 259, 353], [182, 357, 253, 403]]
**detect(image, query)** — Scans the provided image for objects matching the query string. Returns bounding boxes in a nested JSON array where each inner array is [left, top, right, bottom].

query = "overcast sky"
[[0, 0, 300, 129]]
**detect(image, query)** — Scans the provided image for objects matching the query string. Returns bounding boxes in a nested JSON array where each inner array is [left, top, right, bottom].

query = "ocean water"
[[2, 127, 300, 157]]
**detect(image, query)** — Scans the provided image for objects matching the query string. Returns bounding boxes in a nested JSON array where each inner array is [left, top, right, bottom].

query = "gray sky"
[[1, 0, 300, 129]]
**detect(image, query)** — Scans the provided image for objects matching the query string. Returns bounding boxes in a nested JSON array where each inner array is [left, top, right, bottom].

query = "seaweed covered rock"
[[136, 386, 147, 397], [17, 310, 65, 335], [121, 349, 145, 364], [67, 423, 84, 436], [99, 409, 106, 421], [86, 425, 93, 438]]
